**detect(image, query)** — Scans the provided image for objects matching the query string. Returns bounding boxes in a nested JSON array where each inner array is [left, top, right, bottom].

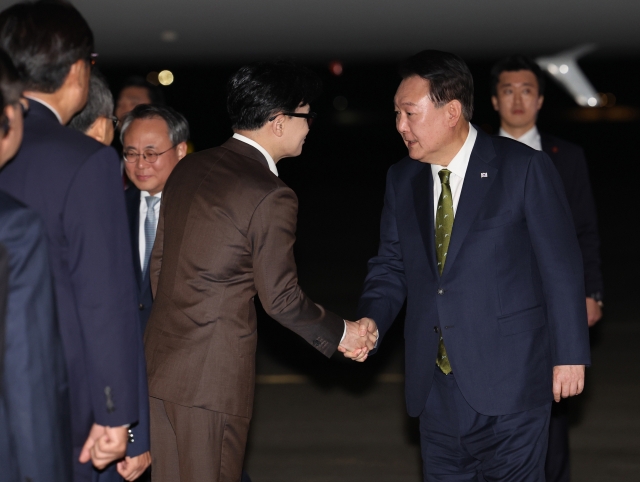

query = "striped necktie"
[[143, 195, 160, 275]]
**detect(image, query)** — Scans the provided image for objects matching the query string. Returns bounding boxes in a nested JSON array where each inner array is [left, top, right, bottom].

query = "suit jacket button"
[[139, 303, 145, 310], [437, 289, 444, 295], [313, 340, 321, 347]]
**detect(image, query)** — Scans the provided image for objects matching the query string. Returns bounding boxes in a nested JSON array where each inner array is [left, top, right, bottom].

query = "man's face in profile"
[[491, 70, 544, 131], [115, 86, 151, 123], [394, 75, 452, 165]]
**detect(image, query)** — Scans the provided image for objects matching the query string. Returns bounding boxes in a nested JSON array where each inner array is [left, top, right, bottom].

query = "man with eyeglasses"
[[0, 3, 147, 481], [143, 60, 377, 482], [70, 69, 119, 146]]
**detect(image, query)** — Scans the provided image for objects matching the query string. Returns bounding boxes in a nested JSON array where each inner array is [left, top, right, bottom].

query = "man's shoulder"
[[540, 132, 584, 158]]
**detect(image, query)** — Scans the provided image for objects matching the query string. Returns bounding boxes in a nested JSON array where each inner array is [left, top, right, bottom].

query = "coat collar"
[[221, 137, 272, 173]]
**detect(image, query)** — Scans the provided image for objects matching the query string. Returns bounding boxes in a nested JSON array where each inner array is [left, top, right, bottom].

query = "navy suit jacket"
[[125, 186, 154, 333], [358, 128, 591, 417], [0, 191, 71, 481], [541, 133, 603, 296], [0, 101, 145, 478]]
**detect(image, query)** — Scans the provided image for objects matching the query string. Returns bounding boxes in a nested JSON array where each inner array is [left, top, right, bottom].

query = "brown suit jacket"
[[144, 138, 344, 418]]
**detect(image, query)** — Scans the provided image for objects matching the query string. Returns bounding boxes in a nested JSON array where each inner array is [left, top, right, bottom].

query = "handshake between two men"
[[338, 318, 379, 362]]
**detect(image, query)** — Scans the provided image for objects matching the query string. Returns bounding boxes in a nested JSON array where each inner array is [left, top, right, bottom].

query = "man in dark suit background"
[[0, 3, 146, 480], [491, 55, 604, 482], [121, 104, 189, 336], [356, 50, 590, 481], [0, 47, 70, 482]]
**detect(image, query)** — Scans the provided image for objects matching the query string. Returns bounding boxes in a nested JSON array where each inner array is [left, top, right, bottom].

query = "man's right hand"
[[337, 318, 378, 362], [79, 423, 128, 469]]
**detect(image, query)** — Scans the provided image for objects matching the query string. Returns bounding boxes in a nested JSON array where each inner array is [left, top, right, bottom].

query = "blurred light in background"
[[329, 61, 343, 76], [146, 71, 160, 86], [559, 64, 569, 74], [158, 70, 174, 86], [161, 30, 178, 42], [333, 96, 348, 111]]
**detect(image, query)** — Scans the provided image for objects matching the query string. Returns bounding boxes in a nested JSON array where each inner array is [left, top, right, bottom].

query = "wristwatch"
[[588, 292, 604, 308]]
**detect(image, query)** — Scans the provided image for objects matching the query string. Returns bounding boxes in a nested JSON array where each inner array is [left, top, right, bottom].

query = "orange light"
[[329, 61, 343, 76]]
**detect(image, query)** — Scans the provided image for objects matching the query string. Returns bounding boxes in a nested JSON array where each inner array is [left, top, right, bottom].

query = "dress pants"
[[419, 369, 551, 481], [149, 396, 250, 482], [544, 400, 570, 482]]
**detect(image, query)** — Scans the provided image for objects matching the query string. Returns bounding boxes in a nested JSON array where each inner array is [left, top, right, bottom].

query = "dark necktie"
[[435, 169, 453, 375]]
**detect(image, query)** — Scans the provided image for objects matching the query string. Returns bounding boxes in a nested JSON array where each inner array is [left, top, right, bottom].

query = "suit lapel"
[[441, 131, 498, 278], [411, 163, 439, 278]]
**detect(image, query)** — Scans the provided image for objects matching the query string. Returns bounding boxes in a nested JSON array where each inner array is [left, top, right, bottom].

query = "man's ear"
[[446, 100, 463, 127], [537, 95, 545, 111], [176, 141, 188, 160], [491, 95, 499, 112], [270, 114, 285, 138], [85, 117, 108, 144], [67, 59, 88, 88]]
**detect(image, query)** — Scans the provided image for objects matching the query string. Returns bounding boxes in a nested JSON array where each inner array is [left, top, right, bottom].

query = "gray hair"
[[69, 69, 114, 133], [120, 104, 189, 146]]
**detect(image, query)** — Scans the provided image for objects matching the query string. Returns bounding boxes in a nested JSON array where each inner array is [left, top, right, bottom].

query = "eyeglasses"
[[110, 116, 119, 129], [123, 145, 176, 163], [268, 111, 317, 128]]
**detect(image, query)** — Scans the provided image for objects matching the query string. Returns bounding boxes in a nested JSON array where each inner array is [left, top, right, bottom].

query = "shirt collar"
[[140, 191, 162, 202], [499, 125, 541, 151], [232, 133, 278, 177], [24, 95, 63, 124], [431, 124, 478, 179]]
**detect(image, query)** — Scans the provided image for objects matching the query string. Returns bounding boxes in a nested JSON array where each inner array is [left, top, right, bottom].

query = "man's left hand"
[[552, 365, 585, 402], [117, 451, 151, 481], [586, 297, 602, 327]]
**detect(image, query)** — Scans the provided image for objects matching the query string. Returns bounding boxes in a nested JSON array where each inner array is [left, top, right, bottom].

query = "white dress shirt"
[[499, 125, 542, 151], [431, 125, 478, 221], [232, 133, 279, 176], [138, 191, 162, 271], [24, 96, 63, 124]]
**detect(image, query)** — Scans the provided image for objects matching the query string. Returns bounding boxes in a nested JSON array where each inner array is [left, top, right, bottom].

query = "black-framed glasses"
[[268, 111, 317, 128], [110, 116, 119, 129], [123, 145, 176, 163]]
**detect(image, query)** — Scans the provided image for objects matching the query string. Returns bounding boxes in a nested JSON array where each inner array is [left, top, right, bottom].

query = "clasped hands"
[[337, 317, 378, 362], [79, 424, 151, 480]]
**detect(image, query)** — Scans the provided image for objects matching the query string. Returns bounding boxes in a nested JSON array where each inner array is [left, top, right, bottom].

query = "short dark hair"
[[399, 50, 474, 121], [118, 76, 165, 106], [0, 1, 94, 93], [0, 48, 22, 106], [227, 60, 322, 130], [490, 55, 545, 97], [69, 69, 113, 133], [120, 104, 189, 146]]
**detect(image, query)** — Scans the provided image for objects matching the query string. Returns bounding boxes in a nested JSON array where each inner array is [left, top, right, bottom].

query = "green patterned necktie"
[[435, 169, 453, 375]]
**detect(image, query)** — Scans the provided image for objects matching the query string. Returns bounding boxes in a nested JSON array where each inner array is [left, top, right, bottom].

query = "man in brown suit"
[[144, 61, 378, 482]]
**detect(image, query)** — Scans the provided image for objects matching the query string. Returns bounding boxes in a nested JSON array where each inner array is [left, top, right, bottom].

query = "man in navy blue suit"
[[0, 47, 70, 482], [356, 50, 590, 481], [491, 55, 604, 482], [121, 104, 189, 336], [0, 3, 147, 480]]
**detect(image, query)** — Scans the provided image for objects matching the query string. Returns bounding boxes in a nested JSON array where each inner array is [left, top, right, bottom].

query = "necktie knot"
[[438, 169, 451, 186], [146, 195, 160, 210]]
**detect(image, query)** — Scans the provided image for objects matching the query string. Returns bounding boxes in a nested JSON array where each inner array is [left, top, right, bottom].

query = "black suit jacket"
[[541, 134, 603, 296], [125, 186, 154, 333], [0, 191, 71, 481], [0, 101, 146, 477]]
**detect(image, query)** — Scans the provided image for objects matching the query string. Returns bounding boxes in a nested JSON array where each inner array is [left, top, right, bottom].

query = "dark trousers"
[[150, 396, 250, 482], [545, 400, 570, 482], [419, 369, 551, 481]]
